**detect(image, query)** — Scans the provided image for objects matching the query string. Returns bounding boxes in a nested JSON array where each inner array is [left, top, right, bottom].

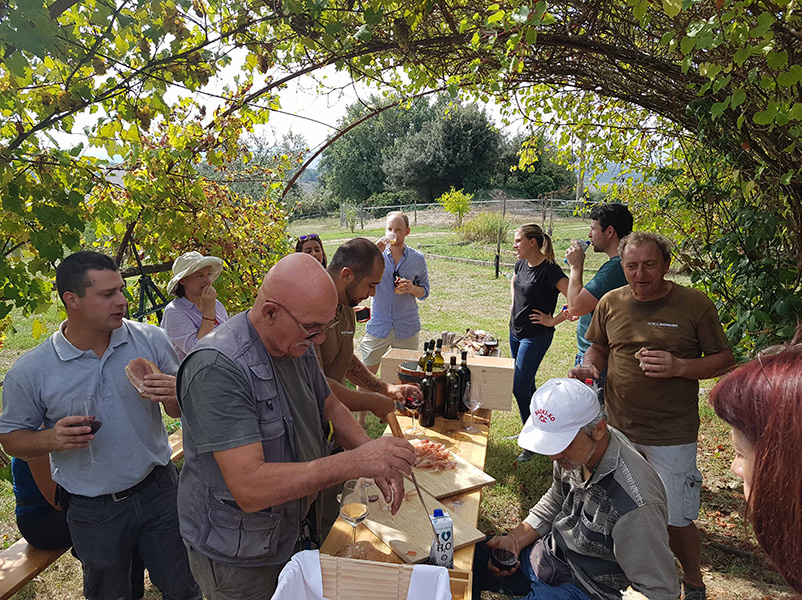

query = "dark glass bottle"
[[456, 350, 471, 413], [433, 338, 445, 370], [419, 359, 437, 428], [418, 341, 430, 371], [444, 356, 460, 420]]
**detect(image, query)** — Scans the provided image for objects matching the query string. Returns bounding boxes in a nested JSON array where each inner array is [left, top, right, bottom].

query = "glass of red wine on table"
[[403, 395, 423, 435], [71, 396, 102, 468]]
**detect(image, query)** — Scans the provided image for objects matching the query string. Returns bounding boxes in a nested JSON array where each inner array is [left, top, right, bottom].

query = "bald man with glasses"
[[175, 253, 415, 599]]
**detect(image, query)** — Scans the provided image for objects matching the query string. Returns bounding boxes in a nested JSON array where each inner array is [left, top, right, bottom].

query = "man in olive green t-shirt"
[[317, 238, 422, 419], [570, 231, 734, 600]]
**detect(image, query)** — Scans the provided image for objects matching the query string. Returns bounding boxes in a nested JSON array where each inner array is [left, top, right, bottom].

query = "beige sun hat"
[[167, 251, 224, 295]]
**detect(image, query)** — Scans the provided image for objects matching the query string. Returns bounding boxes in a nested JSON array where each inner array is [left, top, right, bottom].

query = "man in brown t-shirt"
[[317, 238, 422, 419], [570, 231, 733, 600]]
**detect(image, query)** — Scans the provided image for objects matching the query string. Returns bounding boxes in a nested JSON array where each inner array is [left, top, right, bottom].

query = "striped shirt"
[[524, 428, 680, 600], [366, 245, 429, 339]]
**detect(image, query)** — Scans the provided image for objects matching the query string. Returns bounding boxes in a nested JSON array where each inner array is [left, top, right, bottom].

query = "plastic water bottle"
[[564, 239, 590, 264]]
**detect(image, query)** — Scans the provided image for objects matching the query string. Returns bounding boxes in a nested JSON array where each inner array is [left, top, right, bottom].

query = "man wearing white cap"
[[472, 378, 679, 600], [161, 251, 229, 360]]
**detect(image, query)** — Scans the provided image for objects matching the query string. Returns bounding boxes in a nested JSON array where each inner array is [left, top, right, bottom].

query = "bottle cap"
[[584, 378, 594, 386], [450, 356, 457, 364], [461, 350, 467, 358], [433, 509, 443, 517]]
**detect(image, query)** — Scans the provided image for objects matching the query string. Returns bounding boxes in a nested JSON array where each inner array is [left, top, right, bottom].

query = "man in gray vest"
[[176, 253, 415, 599]]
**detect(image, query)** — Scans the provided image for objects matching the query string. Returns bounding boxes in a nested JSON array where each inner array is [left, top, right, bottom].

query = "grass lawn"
[[0, 209, 793, 598]]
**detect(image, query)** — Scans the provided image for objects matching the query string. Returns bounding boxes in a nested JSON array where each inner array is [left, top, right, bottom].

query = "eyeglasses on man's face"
[[266, 299, 338, 341]]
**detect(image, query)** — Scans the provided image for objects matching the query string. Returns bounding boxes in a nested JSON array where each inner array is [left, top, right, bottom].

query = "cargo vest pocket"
[[205, 502, 281, 559]]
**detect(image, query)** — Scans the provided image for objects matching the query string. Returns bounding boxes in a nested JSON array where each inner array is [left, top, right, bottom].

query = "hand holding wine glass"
[[70, 396, 102, 468], [462, 382, 483, 433], [340, 479, 369, 543]]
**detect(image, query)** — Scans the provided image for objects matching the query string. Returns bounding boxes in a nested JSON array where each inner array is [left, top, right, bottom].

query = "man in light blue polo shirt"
[[360, 211, 430, 375], [0, 251, 200, 600]]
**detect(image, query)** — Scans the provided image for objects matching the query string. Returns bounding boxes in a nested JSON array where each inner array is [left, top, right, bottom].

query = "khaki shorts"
[[359, 329, 420, 367], [633, 442, 702, 528]]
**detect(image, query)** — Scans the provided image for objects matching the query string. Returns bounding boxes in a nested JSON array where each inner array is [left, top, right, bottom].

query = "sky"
[[48, 58, 512, 163]]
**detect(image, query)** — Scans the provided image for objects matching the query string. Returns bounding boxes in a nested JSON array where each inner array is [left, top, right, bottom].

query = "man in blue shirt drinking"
[[360, 211, 430, 376]]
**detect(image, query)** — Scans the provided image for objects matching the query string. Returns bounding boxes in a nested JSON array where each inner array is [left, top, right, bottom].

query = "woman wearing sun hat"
[[161, 251, 228, 360]]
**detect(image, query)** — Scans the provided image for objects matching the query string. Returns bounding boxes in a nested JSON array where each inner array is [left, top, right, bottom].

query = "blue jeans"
[[472, 536, 590, 600], [65, 464, 201, 600], [510, 330, 555, 424]]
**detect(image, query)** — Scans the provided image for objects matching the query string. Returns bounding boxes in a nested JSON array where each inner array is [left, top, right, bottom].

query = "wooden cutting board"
[[411, 446, 495, 499], [384, 429, 496, 499], [362, 479, 485, 564]]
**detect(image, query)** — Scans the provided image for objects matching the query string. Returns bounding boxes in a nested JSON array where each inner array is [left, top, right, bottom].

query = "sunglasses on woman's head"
[[299, 234, 320, 242], [756, 341, 801, 389]]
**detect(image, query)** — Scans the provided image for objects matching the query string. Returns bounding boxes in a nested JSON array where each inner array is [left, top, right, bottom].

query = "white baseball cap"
[[518, 378, 603, 456], [167, 251, 224, 295]]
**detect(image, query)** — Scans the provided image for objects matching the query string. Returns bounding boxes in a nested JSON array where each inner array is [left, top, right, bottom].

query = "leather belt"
[[109, 467, 158, 502], [69, 464, 168, 503]]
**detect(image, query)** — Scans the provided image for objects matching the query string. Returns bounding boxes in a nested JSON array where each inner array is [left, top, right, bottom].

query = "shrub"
[[436, 187, 472, 226], [460, 211, 510, 244]]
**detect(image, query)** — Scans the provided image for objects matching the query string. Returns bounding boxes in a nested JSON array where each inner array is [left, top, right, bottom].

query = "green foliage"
[[382, 100, 501, 201], [494, 134, 575, 199], [1, 0, 799, 356], [319, 96, 436, 204], [362, 190, 417, 219], [459, 211, 510, 244], [0, 0, 293, 325], [436, 187, 472, 226]]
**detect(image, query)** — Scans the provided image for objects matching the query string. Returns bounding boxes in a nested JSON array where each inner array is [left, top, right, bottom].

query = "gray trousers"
[[185, 543, 295, 600]]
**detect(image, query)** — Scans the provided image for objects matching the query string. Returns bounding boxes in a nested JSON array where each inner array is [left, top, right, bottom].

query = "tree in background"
[[382, 99, 501, 201], [319, 96, 435, 204], [196, 131, 310, 207], [493, 133, 575, 199]]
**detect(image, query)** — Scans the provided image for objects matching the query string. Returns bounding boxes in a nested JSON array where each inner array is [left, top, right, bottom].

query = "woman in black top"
[[509, 224, 569, 461]]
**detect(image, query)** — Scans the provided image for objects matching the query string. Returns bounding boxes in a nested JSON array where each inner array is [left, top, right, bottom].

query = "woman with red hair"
[[708, 327, 802, 593]]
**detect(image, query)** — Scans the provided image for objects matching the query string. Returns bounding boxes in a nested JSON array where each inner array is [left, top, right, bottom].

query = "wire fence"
[[289, 198, 606, 279], [324, 198, 593, 230], [290, 198, 593, 224]]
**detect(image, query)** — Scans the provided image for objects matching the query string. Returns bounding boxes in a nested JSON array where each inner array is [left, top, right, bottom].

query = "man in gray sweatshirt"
[[472, 378, 680, 600]]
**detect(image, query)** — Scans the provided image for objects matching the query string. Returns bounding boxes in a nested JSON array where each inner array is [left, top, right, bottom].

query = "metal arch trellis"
[[126, 237, 170, 323]]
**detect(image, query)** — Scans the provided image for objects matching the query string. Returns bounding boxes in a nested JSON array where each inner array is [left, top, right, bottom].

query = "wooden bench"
[[0, 427, 185, 599]]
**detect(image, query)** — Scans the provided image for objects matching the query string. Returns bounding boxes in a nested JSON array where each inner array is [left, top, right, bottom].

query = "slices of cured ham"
[[125, 358, 161, 398], [410, 439, 457, 471]]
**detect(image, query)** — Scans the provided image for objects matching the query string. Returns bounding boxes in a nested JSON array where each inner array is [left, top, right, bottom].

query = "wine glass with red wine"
[[70, 397, 102, 468], [403, 396, 423, 435]]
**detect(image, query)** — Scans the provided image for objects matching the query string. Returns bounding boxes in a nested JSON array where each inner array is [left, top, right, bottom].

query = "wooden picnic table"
[[320, 409, 492, 600]]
